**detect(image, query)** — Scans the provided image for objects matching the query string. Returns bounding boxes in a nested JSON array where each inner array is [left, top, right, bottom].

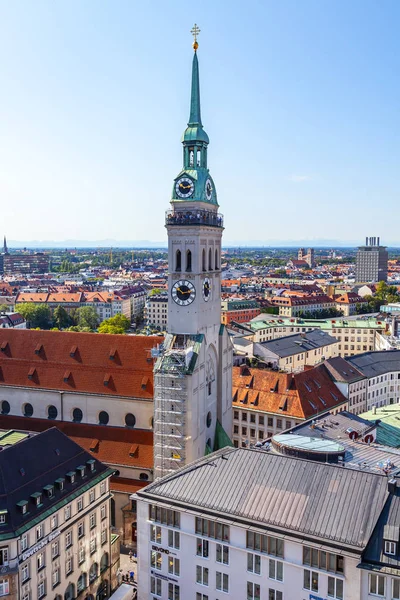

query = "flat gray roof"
[[259, 330, 338, 358], [347, 350, 400, 378], [138, 447, 389, 551]]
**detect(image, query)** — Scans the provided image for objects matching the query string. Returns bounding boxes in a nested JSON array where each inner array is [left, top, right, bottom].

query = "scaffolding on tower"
[[153, 334, 199, 478]]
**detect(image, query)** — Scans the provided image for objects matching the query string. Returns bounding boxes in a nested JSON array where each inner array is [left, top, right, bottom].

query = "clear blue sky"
[[1, 0, 399, 246]]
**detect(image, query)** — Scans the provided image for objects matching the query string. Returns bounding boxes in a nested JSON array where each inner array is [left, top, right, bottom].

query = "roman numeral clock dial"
[[171, 280, 196, 306]]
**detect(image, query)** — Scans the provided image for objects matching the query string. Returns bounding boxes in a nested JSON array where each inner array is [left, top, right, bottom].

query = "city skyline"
[[1, 1, 399, 243]]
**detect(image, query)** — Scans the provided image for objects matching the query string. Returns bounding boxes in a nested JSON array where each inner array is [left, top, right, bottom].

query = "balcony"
[[165, 209, 224, 228]]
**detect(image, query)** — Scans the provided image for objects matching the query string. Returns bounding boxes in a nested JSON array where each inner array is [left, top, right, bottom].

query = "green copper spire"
[[188, 52, 202, 127], [182, 25, 209, 145]]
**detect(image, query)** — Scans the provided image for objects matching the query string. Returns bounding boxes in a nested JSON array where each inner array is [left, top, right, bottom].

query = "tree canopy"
[[98, 314, 131, 335], [17, 303, 52, 329]]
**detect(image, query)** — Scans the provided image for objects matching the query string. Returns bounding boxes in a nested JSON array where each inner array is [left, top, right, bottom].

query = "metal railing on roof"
[[166, 209, 224, 228]]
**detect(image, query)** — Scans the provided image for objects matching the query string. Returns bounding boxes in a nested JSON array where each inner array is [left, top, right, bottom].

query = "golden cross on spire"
[[191, 23, 200, 51]]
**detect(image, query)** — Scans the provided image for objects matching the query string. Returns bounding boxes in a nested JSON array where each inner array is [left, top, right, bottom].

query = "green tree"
[[75, 306, 99, 331], [53, 306, 71, 329], [17, 303, 52, 329], [149, 288, 162, 296], [98, 314, 131, 335], [375, 281, 399, 302]]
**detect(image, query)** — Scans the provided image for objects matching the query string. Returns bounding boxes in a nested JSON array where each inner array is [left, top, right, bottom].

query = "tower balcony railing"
[[166, 209, 224, 228]]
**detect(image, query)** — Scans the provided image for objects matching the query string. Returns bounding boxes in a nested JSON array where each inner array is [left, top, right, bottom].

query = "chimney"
[[377, 237, 380, 246], [366, 236, 368, 246], [388, 479, 397, 494], [372, 405, 376, 415]]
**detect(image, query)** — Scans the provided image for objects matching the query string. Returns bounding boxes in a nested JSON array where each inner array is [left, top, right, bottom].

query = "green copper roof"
[[182, 51, 209, 145], [360, 405, 400, 448], [213, 420, 234, 451]]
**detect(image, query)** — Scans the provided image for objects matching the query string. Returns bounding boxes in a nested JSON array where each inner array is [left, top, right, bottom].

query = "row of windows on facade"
[[150, 564, 342, 600], [233, 411, 298, 429], [149, 522, 346, 600], [369, 373, 400, 385], [175, 248, 219, 272], [20, 543, 109, 584], [0, 401, 144, 428], [19, 551, 109, 600], [17, 495, 107, 555], [148, 514, 346, 574]]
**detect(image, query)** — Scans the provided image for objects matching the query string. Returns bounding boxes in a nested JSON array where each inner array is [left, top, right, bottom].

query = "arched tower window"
[[215, 248, 219, 270], [189, 148, 194, 167], [202, 249, 206, 272], [197, 149, 201, 167], [186, 250, 192, 272], [176, 250, 181, 272], [208, 248, 212, 271]]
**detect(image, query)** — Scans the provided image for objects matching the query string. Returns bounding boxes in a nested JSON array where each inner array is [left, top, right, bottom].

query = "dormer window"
[[0, 510, 7, 524], [86, 459, 96, 472], [77, 465, 86, 478], [31, 492, 42, 507], [385, 540, 396, 555], [43, 485, 54, 498], [17, 500, 28, 514], [55, 478, 64, 491], [66, 471, 76, 484]]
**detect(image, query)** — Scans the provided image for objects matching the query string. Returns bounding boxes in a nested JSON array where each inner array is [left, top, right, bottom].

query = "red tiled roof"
[[47, 293, 83, 303], [232, 364, 346, 419], [0, 329, 163, 399], [0, 415, 153, 468], [16, 293, 49, 303], [110, 477, 148, 494]]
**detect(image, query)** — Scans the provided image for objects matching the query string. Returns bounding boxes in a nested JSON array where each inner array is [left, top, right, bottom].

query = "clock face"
[[176, 177, 194, 199], [202, 277, 211, 302], [171, 280, 196, 306], [205, 179, 213, 201]]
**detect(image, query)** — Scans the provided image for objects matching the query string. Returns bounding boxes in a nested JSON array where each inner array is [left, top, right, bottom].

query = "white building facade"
[[135, 447, 396, 600]]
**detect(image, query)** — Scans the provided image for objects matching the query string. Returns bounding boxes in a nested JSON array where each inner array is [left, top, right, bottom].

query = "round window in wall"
[[1, 401, 10, 415], [72, 407, 83, 423], [99, 411, 109, 425], [139, 473, 149, 481], [23, 403, 33, 417], [125, 413, 136, 428], [206, 411, 212, 428], [48, 405, 58, 420]]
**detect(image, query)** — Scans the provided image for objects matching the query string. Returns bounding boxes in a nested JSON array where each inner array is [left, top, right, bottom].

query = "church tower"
[[153, 26, 232, 479]]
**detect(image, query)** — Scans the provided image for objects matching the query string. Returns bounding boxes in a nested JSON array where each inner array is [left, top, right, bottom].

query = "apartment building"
[[254, 330, 338, 372], [0, 426, 114, 600], [0, 414, 152, 547], [271, 295, 335, 317], [346, 351, 400, 411], [232, 364, 347, 446], [323, 357, 368, 415], [333, 292, 367, 316], [144, 295, 168, 330], [15, 288, 145, 323], [248, 316, 385, 357], [220, 299, 261, 325], [135, 447, 400, 600]]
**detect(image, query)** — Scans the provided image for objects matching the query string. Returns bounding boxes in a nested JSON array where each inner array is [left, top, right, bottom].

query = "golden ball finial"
[[191, 23, 200, 52]]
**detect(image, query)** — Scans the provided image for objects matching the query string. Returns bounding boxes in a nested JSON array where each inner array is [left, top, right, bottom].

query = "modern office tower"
[[355, 236, 388, 283]]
